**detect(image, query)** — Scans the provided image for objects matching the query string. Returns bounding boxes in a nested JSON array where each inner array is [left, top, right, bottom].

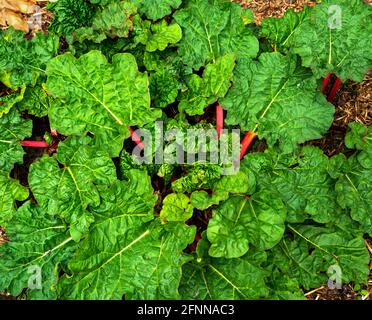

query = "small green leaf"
[[179, 53, 236, 115], [160, 193, 194, 223], [191, 170, 252, 210]]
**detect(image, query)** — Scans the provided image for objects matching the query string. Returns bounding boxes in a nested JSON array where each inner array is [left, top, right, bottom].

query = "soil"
[[0, 0, 371, 301]]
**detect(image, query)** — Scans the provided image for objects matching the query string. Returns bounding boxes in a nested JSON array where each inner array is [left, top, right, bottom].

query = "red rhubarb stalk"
[[21, 141, 49, 148], [327, 77, 342, 102], [129, 127, 145, 150], [322, 73, 332, 94], [240, 131, 257, 160], [216, 104, 224, 138]]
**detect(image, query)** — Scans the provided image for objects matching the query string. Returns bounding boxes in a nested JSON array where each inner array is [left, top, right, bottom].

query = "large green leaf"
[[221, 52, 334, 152], [179, 53, 236, 115], [291, 0, 372, 81], [46, 50, 161, 157], [180, 234, 269, 299], [242, 146, 340, 223], [0, 28, 59, 88], [28, 136, 117, 241], [272, 225, 370, 289], [0, 202, 75, 299], [174, 0, 258, 69], [132, 0, 182, 20], [59, 172, 196, 300], [207, 193, 286, 258], [0, 108, 32, 172]]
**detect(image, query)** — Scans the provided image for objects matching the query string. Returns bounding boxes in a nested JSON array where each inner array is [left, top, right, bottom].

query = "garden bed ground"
[[0, 0, 371, 300]]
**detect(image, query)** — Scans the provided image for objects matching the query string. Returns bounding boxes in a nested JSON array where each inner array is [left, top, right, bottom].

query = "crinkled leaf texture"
[[132, 0, 182, 20], [330, 124, 372, 234], [46, 50, 161, 157], [0, 202, 76, 299], [48, 0, 95, 36], [0, 109, 30, 222], [242, 146, 340, 223], [70, 1, 137, 44], [291, 0, 372, 81], [207, 193, 286, 258], [0, 172, 29, 224], [190, 170, 252, 210], [261, 7, 311, 53], [17, 81, 51, 117], [179, 53, 236, 116], [180, 234, 269, 299], [160, 193, 194, 223], [134, 19, 182, 52], [28, 136, 117, 241], [0, 108, 32, 172], [174, 0, 258, 69], [172, 164, 222, 194], [345, 122, 372, 169], [0, 86, 25, 117], [221, 53, 335, 152], [150, 68, 179, 108], [0, 28, 59, 88], [272, 225, 370, 289], [59, 170, 197, 300]]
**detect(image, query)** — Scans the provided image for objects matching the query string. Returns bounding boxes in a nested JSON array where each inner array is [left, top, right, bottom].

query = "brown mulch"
[[235, 0, 317, 24], [310, 72, 372, 157], [306, 238, 372, 301], [0, 226, 8, 244]]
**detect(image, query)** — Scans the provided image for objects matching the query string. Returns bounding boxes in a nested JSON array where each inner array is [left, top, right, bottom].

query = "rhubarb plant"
[[0, 0, 371, 301]]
